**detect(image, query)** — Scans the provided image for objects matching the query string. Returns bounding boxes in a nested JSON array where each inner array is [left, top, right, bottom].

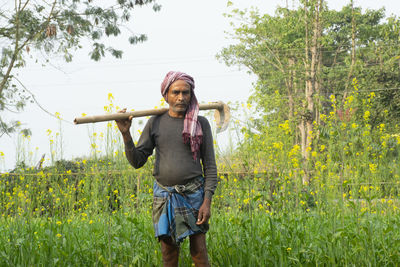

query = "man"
[[116, 71, 218, 267]]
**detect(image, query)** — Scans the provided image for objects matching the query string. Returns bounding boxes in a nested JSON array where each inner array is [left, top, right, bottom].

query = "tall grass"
[[0, 89, 399, 265]]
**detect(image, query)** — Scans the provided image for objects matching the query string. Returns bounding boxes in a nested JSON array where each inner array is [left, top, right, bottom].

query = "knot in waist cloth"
[[156, 176, 204, 195], [152, 176, 208, 245]]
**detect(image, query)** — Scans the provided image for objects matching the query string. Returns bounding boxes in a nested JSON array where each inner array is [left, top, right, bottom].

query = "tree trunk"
[[288, 57, 295, 120], [344, 0, 356, 102], [302, 0, 322, 185]]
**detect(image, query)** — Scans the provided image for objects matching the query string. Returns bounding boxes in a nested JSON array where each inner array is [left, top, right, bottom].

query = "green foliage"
[[219, 3, 400, 129], [0, 0, 160, 136], [1, 88, 399, 265], [1, 164, 400, 265], [0, 209, 398, 265], [227, 82, 400, 196]]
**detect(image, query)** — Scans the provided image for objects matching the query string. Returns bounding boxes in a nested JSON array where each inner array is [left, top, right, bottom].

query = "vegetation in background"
[[0, 0, 400, 265], [0, 86, 399, 265], [219, 1, 400, 184], [0, 0, 161, 136]]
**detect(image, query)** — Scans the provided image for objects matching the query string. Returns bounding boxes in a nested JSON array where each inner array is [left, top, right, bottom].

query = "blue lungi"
[[152, 176, 209, 245]]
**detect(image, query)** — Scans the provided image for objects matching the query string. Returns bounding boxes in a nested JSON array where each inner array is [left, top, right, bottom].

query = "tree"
[[0, 0, 161, 136], [220, 0, 325, 184], [219, 1, 400, 183], [320, 4, 400, 126]]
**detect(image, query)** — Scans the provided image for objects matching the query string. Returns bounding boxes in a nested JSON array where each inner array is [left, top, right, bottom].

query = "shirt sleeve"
[[199, 117, 218, 199], [124, 117, 155, 169]]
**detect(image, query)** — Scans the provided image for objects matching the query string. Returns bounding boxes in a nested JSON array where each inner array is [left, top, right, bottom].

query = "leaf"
[[253, 194, 262, 201], [153, 4, 161, 12]]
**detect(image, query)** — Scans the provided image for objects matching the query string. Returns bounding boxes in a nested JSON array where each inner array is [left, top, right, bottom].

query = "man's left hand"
[[196, 198, 211, 225]]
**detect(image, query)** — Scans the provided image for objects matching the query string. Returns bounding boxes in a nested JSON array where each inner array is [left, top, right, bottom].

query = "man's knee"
[[189, 234, 210, 266], [160, 237, 179, 264], [189, 233, 207, 256]]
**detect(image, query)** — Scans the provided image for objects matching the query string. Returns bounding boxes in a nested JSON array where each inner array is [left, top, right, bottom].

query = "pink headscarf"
[[161, 71, 203, 160]]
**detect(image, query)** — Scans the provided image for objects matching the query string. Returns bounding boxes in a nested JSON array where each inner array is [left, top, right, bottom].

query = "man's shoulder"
[[144, 115, 157, 127], [198, 115, 210, 124], [198, 115, 211, 131], [145, 114, 164, 131]]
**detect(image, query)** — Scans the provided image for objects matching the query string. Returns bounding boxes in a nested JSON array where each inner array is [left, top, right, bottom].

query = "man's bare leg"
[[160, 237, 179, 267], [189, 233, 210, 267]]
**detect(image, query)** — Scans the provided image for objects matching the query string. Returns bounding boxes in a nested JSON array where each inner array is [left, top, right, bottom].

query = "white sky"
[[1, 0, 399, 171]]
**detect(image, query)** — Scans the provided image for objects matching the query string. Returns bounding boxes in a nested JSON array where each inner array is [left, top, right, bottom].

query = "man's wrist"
[[204, 191, 213, 202], [124, 135, 136, 152], [122, 132, 133, 144], [202, 197, 211, 207]]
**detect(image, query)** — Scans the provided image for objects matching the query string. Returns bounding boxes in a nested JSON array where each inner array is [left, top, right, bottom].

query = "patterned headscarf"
[[161, 71, 203, 160]]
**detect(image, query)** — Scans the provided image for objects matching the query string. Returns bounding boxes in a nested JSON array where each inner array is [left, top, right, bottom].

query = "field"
[[1, 92, 400, 266], [1, 165, 400, 266]]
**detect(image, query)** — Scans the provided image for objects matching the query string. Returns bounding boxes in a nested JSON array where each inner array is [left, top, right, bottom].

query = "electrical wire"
[[13, 76, 74, 125]]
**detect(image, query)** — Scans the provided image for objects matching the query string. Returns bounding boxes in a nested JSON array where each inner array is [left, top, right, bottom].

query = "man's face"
[[166, 80, 191, 118]]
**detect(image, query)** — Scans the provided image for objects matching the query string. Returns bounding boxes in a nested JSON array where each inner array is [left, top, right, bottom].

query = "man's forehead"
[[170, 80, 191, 90]]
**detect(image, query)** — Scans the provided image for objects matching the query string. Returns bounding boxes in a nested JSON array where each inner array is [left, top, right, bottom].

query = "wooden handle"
[[74, 108, 168, 124], [74, 101, 226, 125]]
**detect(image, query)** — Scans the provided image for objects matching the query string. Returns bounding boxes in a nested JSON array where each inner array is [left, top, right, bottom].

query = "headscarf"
[[161, 71, 203, 160]]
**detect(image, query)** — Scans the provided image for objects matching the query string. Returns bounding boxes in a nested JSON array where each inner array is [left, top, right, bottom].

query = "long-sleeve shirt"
[[124, 112, 218, 199]]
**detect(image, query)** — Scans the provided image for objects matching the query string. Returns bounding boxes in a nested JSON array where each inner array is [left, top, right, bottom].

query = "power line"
[[244, 63, 400, 75], [24, 72, 250, 88], [20, 53, 398, 74], [355, 87, 400, 93], [222, 42, 400, 54], [19, 55, 218, 72], [221, 87, 400, 101]]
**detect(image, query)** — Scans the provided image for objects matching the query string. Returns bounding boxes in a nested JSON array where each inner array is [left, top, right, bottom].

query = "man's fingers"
[[115, 109, 132, 124], [196, 209, 210, 225], [197, 216, 208, 225], [197, 219, 205, 225], [196, 209, 206, 225], [197, 211, 203, 224]]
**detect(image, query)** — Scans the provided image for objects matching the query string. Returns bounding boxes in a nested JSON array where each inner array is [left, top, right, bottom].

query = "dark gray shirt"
[[124, 112, 218, 199]]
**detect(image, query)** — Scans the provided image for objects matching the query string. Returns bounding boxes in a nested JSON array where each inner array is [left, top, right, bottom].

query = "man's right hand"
[[115, 108, 133, 141]]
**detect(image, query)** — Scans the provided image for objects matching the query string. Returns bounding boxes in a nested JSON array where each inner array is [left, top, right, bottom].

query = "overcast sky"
[[1, 0, 399, 171]]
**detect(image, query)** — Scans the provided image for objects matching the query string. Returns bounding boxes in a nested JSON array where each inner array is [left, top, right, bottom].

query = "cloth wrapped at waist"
[[152, 176, 208, 245]]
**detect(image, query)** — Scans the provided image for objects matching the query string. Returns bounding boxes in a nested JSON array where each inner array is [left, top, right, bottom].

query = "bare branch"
[[20, 0, 30, 12], [13, 76, 74, 125], [0, 0, 21, 96]]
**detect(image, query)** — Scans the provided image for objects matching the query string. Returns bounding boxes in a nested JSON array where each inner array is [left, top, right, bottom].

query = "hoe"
[[74, 101, 230, 133]]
